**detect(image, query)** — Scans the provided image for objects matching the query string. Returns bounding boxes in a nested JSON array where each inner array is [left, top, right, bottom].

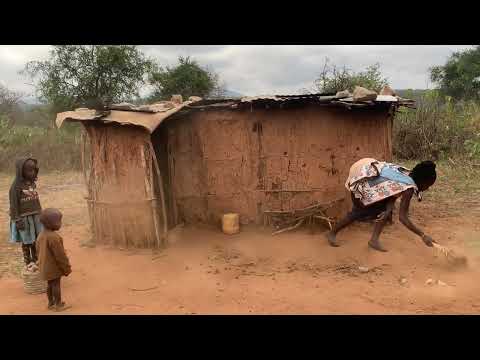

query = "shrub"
[[0, 117, 81, 172], [393, 90, 480, 160]]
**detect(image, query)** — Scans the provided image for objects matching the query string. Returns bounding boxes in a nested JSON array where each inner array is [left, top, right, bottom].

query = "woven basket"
[[22, 270, 47, 294]]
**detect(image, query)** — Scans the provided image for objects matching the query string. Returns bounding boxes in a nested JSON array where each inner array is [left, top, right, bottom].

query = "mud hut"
[[56, 92, 415, 248]]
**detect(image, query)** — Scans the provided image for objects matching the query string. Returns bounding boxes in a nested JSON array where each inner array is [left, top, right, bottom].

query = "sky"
[[0, 45, 474, 99]]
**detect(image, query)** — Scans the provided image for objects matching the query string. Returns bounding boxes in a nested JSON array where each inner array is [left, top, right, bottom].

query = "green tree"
[[21, 45, 154, 111], [430, 45, 480, 101], [0, 84, 23, 127], [313, 58, 388, 94], [148, 56, 222, 101]]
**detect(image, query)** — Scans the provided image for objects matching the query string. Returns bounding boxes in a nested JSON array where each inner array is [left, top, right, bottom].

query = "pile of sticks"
[[264, 199, 343, 236]]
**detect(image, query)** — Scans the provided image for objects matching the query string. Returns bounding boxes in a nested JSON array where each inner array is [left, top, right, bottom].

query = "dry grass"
[[0, 171, 88, 279], [0, 122, 82, 172], [0, 232, 24, 278], [393, 94, 480, 160], [1, 161, 479, 278], [401, 159, 480, 207]]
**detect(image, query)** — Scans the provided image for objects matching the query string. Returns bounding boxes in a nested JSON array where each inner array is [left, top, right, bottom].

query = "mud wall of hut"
[[84, 123, 161, 247], [154, 106, 393, 227]]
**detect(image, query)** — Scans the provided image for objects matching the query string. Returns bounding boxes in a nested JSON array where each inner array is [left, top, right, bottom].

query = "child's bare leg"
[[47, 280, 55, 309], [52, 278, 71, 311], [21, 244, 31, 265], [52, 278, 61, 306], [30, 243, 37, 263]]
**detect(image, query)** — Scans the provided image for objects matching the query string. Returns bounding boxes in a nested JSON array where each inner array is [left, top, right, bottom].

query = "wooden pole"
[[81, 128, 96, 244], [140, 145, 151, 247], [167, 139, 179, 226], [91, 127, 106, 245], [148, 141, 169, 247], [149, 150, 162, 249], [141, 144, 162, 249]]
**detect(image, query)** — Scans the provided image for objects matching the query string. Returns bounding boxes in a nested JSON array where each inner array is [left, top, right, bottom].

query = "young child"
[[36, 208, 72, 312], [9, 158, 43, 267]]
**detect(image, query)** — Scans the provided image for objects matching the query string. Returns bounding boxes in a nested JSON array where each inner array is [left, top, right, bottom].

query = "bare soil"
[[1, 171, 480, 314]]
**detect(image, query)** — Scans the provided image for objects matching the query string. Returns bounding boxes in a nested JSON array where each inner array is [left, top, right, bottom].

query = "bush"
[[393, 90, 480, 160], [2, 90, 480, 174], [0, 117, 81, 172], [313, 60, 388, 94]]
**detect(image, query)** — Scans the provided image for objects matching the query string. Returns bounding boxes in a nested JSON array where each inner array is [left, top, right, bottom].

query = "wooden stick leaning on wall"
[[109, 151, 122, 247], [85, 126, 100, 244], [149, 154, 161, 248], [140, 146, 150, 246], [141, 144, 162, 249], [139, 145, 149, 245], [148, 141, 169, 247], [94, 128, 109, 245], [104, 126, 118, 247], [167, 139, 179, 226], [80, 130, 93, 236]]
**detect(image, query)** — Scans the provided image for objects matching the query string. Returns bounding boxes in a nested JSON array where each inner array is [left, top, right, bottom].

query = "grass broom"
[[432, 242, 468, 266]]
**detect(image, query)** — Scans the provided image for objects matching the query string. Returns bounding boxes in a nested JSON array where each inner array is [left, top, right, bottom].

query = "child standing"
[[9, 158, 43, 267], [36, 208, 72, 311]]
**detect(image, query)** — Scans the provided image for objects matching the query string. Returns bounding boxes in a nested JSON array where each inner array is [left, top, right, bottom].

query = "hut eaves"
[[56, 93, 415, 133], [56, 100, 196, 134]]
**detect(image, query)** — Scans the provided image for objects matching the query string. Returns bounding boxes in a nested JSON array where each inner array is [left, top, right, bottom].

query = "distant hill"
[[18, 100, 41, 111], [222, 89, 243, 98], [16, 90, 246, 108], [22, 96, 41, 105]]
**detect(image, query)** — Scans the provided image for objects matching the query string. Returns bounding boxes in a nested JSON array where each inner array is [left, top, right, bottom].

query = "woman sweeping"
[[326, 158, 437, 252]]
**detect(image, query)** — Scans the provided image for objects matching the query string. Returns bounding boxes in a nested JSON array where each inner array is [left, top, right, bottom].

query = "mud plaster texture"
[[155, 106, 393, 227]]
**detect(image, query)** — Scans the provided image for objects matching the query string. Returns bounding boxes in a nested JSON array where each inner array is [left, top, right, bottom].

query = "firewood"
[[272, 219, 305, 236]]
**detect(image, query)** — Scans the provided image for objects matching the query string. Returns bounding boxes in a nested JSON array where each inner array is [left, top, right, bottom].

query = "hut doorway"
[[151, 121, 177, 230]]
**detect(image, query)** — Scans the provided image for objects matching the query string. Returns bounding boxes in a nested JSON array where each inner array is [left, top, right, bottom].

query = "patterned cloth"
[[345, 158, 419, 206], [9, 214, 43, 245]]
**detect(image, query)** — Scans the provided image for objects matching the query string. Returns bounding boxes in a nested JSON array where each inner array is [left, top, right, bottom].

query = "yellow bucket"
[[222, 213, 240, 235]]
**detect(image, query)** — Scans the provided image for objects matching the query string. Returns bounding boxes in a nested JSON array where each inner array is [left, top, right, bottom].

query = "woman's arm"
[[399, 188, 433, 246]]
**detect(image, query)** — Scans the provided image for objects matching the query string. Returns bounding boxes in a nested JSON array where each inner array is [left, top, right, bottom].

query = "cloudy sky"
[[0, 45, 474, 98]]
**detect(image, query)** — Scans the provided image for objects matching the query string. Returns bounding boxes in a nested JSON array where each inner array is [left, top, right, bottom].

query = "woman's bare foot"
[[326, 231, 340, 247], [368, 240, 388, 252]]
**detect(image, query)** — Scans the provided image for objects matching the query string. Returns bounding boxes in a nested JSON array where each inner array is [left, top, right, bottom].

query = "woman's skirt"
[[345, 158, 417, 207], [349, 192, 390, 221]]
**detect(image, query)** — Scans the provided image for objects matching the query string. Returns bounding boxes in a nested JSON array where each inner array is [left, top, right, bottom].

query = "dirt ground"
[[1, 169, 480, 315]]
